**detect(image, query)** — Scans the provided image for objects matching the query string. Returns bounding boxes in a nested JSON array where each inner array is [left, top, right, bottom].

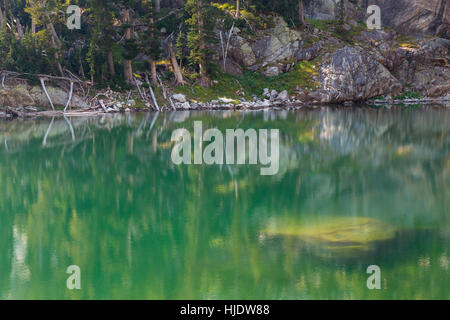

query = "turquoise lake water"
[[0, 107, 448, 299]]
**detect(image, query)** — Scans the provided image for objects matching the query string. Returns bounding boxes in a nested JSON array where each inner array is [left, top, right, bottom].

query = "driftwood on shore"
[[1, 71, 92, 90], [40, 78, 55, 110], [1, 70, 92, 111]]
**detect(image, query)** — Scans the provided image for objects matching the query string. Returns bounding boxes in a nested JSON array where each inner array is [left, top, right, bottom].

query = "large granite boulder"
[[311, 46, 402, 102], [229, 17, 303, 76]]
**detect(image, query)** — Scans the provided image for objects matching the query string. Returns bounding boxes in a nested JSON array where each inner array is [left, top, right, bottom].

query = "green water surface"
[[0, 107, 449, 299]]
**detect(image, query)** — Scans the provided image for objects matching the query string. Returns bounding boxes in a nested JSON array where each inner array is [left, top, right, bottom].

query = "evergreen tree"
[[185, 0, 217, 87], [120, 0, 138, 83], [141, 0, 161, 85], [89, 0, 117, 78]]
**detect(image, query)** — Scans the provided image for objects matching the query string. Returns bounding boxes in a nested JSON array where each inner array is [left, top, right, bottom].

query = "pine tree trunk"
[[123, 8, 133, 83], [45, 12, 62, 46], [3, 0, 7, 17], [44, 10, 64, 76], [107, 50, 115, 76], [197, 0, 208, 87], [299, 0, 305, 25], [46, 26, 64, 76], [168, 41, 184, 86], [149, 1, 157, 85], [150, 60, 157, 85], [235, 0, 240, 18], [155, 0, 161, 13], [0, 6, 3, 26]]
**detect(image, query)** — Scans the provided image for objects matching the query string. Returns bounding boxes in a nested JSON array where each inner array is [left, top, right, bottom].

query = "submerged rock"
[[262, 216, 397, 258]]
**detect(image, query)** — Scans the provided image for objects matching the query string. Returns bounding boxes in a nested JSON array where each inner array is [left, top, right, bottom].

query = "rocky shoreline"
[[1, 1, 449, 118], [1, 90, 449, 119]]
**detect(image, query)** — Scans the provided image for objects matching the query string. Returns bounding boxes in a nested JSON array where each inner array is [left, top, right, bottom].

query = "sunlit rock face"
[[391, 38, 450, 97], [304, 0, 341, 20], [305, 0, 449, 37], [369, 0, 449, 37], [312, 46, 402, 103]]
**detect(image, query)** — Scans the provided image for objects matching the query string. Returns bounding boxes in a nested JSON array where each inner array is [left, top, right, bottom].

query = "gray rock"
[[179, 102, 191, 109], [261, 99, 271, 106], [316, 46, 403, 102], [0, 84, 88, 109], [218, 97, 236, 103], [229, 35, 257, 67], [277, 90, 289, 101], [219, 57, 243, 76], [228, 16, 302, 75], [368, 0, 449, 37], [391, 38, 450, 97], [263, 66, 280, 77], [172, 93, 187, 103]]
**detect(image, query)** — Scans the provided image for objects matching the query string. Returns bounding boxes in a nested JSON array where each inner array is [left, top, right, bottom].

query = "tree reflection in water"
[[0, 106, 448, 299]]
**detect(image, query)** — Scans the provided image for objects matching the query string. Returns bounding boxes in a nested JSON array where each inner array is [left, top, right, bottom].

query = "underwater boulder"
[[262, 217, 397, 259]]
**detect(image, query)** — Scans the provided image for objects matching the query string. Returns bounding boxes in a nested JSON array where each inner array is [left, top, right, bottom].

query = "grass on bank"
[[396, 34, 420, 49], [176, 61, 320, 102]]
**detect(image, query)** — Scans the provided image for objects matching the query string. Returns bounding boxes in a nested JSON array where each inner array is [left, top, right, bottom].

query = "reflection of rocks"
[[315, 108, 392, 154]]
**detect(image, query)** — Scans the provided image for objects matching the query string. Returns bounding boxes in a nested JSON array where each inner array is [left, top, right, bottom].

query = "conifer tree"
[[121, 0, 138, 83], [185, 0, 217, 87], [89, 0, 117, 77]]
